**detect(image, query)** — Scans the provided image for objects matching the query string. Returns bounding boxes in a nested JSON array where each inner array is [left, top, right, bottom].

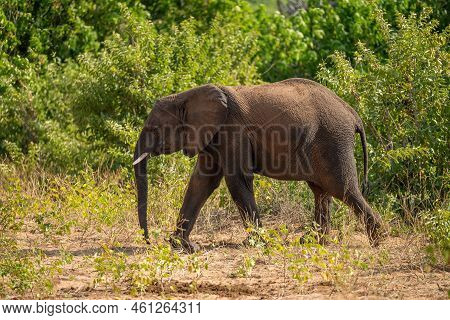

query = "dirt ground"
[[21, 219, 448, 300]]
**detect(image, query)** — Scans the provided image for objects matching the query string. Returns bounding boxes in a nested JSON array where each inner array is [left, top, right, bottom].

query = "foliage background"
[[0, 0, 448, 296]]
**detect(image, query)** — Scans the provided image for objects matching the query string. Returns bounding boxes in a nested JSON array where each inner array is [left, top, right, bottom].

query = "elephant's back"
[[276, 78, 357, 120], [221, 78, 356, 130], [222, 81, 313, 126]]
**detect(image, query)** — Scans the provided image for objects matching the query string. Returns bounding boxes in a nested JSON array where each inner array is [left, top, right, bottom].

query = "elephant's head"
[[133, 84, 228, 241]]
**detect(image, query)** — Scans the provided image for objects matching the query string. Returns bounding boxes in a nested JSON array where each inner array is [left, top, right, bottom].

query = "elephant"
[[133, 78, 385, 252]]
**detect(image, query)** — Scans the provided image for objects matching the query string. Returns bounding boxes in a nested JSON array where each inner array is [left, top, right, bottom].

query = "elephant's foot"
[[169, 234, 199, 253], [313, 225, 331, 245], [367, 226, 388, 247]]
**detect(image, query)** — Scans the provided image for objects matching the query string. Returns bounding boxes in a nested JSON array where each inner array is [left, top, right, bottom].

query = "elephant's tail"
[[356, 121, 369, 197]]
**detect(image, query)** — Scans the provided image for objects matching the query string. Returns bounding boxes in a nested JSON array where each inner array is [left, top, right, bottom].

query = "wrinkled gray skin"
[[134, 78, 384, 252]]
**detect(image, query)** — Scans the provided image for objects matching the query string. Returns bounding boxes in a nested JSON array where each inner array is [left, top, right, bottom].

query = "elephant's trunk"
[[134, 133, 150, 242]]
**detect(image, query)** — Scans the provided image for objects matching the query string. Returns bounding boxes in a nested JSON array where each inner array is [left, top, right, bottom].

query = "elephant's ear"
[[181, 84, 228, 156]]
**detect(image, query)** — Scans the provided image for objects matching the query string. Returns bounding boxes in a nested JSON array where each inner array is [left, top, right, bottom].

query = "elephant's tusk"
[[133, 153, 149, 165]]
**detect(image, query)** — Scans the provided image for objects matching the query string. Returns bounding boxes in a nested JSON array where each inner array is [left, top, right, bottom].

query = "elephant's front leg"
[[170, 153, 223, 253]]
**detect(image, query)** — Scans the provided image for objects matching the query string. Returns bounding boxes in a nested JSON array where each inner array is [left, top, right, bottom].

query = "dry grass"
[[1, 164, 448, 299], [15, 220, 450, 300]]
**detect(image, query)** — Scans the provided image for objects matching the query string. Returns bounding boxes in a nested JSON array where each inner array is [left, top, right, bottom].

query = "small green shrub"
[[0, 248, 72, 299], [93, 246, 128, 293], [90, 229, 209, 296], [420, 209, 450, 265], [185, 253, 209, 293], [256, 226, 368, 288], [128, 242, 184, 294], [231, 255, 256, 278]]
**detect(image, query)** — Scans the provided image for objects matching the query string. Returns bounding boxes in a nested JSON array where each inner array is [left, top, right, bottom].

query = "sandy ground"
[[22, 220, 448, 300]]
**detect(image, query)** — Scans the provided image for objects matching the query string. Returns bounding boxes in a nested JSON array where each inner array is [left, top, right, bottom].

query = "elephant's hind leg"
[[342, 190, 384, 246], [307, 182, 331, 243], [224, 173, 261, 230], [325, 177, 384, 246], [315, 147, 385, 246]]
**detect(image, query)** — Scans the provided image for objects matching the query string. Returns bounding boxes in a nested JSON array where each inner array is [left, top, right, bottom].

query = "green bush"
[[421, 209, 450, 265], [2, 1, 447, 172], [146, 1, 448, 81], [0, 0, 149, 61], [0, 56, 89, 171], [253, 0, 448, 80], [144, 0, 386, 80], [254, 0, 386, 80], [318, 9, 449, 216]]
